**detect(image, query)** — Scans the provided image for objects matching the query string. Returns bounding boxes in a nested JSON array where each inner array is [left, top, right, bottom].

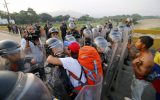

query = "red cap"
[[68, 42, 80, 53]]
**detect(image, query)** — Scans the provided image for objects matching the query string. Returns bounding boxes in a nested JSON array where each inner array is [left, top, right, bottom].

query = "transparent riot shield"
[[102, 41, 123, 97], [44, 65, 69, 100], [75, 75, 103, 100], [22, 40, 46, 81], [102, 26, 130, 98], [114, 40, 128, 90]]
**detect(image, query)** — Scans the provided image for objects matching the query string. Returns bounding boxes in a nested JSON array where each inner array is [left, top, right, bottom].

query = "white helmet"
[[94, 36, 110, 54], [69, 22, 76, 29], [126, 17, 133, 23], [97, 25, 103, 30], [68, 17, 75, 23], [118, 24, 125, 32], [83, 28, 92, 38], [65, 35, 76, 42], [109, 28, 122, 42]]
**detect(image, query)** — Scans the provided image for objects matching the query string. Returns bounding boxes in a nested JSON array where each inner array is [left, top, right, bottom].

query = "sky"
[[0, 0, 160, 18]]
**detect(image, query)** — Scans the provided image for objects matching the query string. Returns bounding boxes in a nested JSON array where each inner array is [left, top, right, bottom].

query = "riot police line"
[[0, 17, 133, 100]]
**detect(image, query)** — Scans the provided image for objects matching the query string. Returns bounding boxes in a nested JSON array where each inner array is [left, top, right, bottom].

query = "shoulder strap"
[[68, 67, 85, 86]]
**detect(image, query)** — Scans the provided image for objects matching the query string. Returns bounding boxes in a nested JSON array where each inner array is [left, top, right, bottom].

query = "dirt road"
[[0, 31, 21, 43]]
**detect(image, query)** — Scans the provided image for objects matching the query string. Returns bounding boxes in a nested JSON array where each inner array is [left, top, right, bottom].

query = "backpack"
[[78, 46, 103, 85]]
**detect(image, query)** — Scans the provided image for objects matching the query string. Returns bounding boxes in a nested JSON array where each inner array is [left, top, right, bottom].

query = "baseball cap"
[[68, 42, 80, 53]]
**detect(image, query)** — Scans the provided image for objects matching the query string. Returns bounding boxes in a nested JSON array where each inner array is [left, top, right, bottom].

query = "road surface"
[[0, 31, 21, 43]]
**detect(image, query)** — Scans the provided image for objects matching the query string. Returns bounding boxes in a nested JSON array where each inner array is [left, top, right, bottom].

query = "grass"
[[132, 37, 160, 50], [0, 26, 8, 31], [133, 29, 160, 35], [149, 27, 160, 30]]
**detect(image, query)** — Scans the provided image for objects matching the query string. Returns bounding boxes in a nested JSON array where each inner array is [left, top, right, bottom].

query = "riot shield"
[[22, 41, 46, 81], [44, 65, 69, 100], [75, 75, 103, 100], [102, 41, 123, 97], [102, 26, 129, 98]]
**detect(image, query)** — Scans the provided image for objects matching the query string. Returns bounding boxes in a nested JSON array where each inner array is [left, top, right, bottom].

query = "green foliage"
[[39, 13, 53, 22], [78, 14, 94, 21], [10, 8, 39, 24]]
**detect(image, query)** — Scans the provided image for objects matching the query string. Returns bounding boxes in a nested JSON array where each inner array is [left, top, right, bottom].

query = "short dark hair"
[[139, 36, 154, 49]]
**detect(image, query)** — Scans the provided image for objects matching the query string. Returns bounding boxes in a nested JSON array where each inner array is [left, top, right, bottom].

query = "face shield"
[[118, 25, 125, 32], [46, 38, 64, 56], [109, 29, 122, 43], [94, 36, 110, 54], [83, 29, 92, 38], [65, 35, 76, 42]]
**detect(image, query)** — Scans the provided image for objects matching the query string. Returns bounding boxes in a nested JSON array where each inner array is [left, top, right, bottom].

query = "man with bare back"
[[125, 36, 154, 100]]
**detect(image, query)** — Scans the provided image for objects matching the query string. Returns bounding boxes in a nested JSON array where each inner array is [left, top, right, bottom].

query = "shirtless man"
[[125, 36, 154, 100]]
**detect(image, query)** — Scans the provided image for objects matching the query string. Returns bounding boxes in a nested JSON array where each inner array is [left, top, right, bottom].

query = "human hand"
[[31, 58, 36, 64]]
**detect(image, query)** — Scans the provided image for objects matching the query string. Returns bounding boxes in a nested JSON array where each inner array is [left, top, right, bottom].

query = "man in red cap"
[[47, 41, 86, 99]]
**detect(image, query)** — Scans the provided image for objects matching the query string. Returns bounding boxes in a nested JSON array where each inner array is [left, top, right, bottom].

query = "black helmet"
[[0, 71, 51, 100], [0, 40, 20, 56], [49, 27, 58, 33]]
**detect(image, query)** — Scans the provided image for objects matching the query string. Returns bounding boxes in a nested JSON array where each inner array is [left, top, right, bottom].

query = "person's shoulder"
[[144, 52, 154, 65]]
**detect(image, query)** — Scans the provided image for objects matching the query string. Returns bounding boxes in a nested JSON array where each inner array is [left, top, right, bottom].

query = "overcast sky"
[[0, 0, 160, 17]]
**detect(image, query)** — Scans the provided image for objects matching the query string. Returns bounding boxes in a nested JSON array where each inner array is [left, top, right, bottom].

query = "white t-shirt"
[[59, 57, 86, 87]]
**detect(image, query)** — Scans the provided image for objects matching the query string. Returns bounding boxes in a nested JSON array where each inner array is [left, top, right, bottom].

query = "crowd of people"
[[0, 17, 160, 100]]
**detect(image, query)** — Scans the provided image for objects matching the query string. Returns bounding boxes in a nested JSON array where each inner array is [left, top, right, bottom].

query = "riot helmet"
[[65, 35, 76, 42], [97, 25, 103, 32], [0, 40, 21, 56], [48, 27, 59, 38], [94, 36, 111, 54], [49, 27, 58, 33], [69, 22, 76, 30], [126, 17, 133, 23], [109, 28, 122, 43], [68, 17, 75, 23], [83, 28, 92, 38], [118, 24, 125, 32], [0, 71, 51, 100], [45, 38, 64, 56]]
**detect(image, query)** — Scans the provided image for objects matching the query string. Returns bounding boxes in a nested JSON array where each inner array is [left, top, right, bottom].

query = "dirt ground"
[[134, 19, 160, 29]]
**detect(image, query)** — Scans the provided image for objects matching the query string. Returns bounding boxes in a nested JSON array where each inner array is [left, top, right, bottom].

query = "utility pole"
[[4, 0, 11, 25]]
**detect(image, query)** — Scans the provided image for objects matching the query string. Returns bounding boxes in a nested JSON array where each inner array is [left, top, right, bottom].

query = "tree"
[[79, 14, 94, 21], [39, 13, 53, 22]]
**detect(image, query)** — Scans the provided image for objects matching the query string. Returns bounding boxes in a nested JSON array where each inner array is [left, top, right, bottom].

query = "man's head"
[[66, 42, 80, 59], [26, 25, 35, 34], [48, 27, 59, 38], [135, 36, 154, 50]]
